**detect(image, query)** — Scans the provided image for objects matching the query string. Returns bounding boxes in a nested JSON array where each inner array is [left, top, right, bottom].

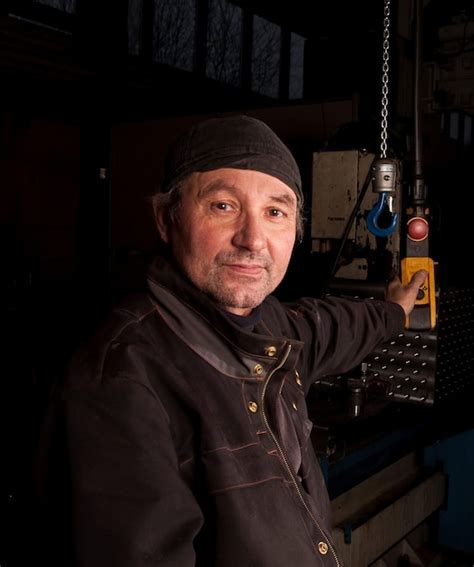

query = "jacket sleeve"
[[288, 296, 405, 387], [50, 371, 204, 567]]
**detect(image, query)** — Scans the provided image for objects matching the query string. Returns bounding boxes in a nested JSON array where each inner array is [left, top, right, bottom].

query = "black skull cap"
[[160, 114, 302, 202]]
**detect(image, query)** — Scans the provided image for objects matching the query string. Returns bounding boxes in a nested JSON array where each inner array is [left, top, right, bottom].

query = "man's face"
[[157, 168, 297, 315]]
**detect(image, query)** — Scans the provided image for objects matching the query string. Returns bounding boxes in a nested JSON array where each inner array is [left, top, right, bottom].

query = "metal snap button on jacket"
[[295, 370, 303, 386], [318, 541, 329, 555], [248, 401, 258, 413], [253, 364, 264, 375], [264, 346, 277, 357]]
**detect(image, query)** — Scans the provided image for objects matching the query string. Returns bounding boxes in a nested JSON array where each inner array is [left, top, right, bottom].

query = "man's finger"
[[410, 270, 428, 288]]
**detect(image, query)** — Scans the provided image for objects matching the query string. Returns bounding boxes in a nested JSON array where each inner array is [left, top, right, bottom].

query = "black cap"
[[161, 115, 302, 201]]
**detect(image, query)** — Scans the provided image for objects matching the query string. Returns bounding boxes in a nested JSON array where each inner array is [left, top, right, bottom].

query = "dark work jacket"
[[37, 256, 405, 567]]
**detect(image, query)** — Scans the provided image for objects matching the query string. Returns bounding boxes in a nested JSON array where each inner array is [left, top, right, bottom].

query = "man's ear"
[[154, 206, 170, 243]]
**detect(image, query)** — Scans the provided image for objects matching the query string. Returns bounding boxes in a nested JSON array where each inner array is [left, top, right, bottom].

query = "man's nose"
[[232, 214, 266, 251]]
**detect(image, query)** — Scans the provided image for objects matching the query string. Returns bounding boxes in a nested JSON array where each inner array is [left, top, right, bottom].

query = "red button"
[[407, 217, 428, 241]]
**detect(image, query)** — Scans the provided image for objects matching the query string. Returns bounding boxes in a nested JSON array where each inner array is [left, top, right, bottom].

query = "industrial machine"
[[309, 0, 474, 420], [307, 7, 474, 562]]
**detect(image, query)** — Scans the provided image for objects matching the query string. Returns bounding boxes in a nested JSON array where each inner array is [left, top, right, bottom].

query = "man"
[[39, 115, 425, 566]]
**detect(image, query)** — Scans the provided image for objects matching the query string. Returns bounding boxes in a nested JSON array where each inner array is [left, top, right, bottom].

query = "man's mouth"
[[224, 263, 265, 276]]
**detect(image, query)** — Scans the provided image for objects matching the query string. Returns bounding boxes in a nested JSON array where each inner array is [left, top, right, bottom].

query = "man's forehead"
[[190, 169, 297, 205]]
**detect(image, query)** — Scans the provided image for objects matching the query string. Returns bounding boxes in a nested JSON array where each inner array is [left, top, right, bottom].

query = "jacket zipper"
[[260, 343, 341, 567]]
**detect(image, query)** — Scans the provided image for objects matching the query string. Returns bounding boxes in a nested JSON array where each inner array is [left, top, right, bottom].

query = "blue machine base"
[[424, 428, 474, 554]]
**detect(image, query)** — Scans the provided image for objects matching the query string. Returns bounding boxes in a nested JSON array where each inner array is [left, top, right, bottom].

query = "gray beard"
[[199, 250, 274, 311], [201, 271, 273, 311]]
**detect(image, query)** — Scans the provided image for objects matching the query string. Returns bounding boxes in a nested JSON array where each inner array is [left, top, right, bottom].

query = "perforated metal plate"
[[365, 330, 437, 404], [314, 287, 474, 406], [435, 288, 474, 401]]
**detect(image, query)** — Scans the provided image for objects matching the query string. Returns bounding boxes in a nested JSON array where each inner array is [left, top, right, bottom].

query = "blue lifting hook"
[[366, 159, 399, 238]]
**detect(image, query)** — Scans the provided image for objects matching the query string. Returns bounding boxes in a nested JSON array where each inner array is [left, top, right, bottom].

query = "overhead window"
[[128, 0, 143, 56], [251, 15, 281, 98], [206, 0, 242, 87], [289, 32, 306, 99], [153, 0, 196, 72], [464, 115, 472, 146], [33, 0, 76, 13], [126, 0, 305, 100]]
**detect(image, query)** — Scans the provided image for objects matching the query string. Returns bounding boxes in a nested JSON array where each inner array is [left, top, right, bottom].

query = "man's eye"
[[268, 208, 284, 217], [212, 202, 233, 211]]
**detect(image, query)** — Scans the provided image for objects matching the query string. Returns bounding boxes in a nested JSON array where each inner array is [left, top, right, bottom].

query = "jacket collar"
[[146, 255, 303, 378]]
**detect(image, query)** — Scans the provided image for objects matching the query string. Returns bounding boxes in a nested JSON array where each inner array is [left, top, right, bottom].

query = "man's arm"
[[287, 269, 428, 387], [280, 271, 424, 384]]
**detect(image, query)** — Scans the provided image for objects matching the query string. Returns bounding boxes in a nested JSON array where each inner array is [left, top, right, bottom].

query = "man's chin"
[[207, 286, 268, 313]]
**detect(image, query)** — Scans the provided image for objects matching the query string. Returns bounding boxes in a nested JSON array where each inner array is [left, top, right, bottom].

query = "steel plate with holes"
[[314, 287, 474, 407], [365, 330, 437, 404]]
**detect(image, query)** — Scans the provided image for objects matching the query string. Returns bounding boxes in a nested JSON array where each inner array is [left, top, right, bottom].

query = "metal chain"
[[380, 0, 391, 158]]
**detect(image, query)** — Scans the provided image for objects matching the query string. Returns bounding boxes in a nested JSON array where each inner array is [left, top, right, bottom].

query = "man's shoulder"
[[99, 292, 158, 340], [260, 294, 335, 337], [261, 294, 318, 317], [112, 291, 157, 324], [106, 292, 158, 353], [66, 292, 159, 382], [259, 294, 304, 333]]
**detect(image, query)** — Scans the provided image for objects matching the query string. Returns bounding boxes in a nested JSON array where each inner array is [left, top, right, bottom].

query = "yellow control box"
[[401, 257, 436, 330]]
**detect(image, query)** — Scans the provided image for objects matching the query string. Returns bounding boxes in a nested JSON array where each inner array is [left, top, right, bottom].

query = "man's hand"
[[385, 270, 428, 316]]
